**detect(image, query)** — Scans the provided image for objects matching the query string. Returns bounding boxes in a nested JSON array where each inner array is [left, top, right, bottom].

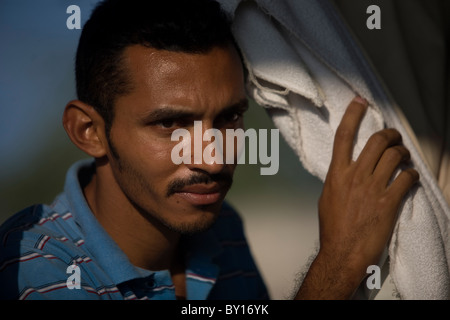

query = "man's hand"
[[295, 97, 419, 299]]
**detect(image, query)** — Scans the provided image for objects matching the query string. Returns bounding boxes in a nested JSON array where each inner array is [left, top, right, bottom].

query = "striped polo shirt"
[[0, 159, 268, 300]]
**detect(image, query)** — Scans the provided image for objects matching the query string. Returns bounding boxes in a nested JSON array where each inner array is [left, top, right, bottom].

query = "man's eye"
[[227, 112, 242, 122], [159, 119, 175, 129], [215, 111, 244, 128]]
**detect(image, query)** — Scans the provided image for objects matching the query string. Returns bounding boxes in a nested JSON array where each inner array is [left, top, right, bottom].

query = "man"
[[0, 0, 418, 300]]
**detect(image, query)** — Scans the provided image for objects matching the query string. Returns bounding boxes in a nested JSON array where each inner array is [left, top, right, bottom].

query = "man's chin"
[[164, 201, 223, 236], [165, 210, 220, 236]]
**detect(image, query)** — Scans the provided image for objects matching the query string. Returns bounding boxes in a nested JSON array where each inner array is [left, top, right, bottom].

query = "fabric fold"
[[218, 0, 450, 299]]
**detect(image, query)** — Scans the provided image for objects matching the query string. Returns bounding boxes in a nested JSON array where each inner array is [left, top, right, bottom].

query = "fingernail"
[[353, 96, 368, 106]]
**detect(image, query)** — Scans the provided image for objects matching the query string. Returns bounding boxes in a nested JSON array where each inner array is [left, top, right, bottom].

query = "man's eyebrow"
[[219, 98, 249, 116], [141, 107, 196, 123], [140, 98, 249, 123]]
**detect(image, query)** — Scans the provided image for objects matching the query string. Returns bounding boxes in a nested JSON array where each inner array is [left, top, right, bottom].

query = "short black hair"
[[75, 0, 236, 136]]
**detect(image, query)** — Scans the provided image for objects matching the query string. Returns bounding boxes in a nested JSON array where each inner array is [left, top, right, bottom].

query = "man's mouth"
[[174, 183, 225, 206], [166, 172, 233, 206]]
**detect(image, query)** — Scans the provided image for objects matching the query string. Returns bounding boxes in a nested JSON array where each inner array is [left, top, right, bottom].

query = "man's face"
[[106, 44, 247, 235]]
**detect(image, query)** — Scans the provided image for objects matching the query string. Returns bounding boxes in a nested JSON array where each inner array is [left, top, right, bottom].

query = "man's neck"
[[83, 161, 181, 271]]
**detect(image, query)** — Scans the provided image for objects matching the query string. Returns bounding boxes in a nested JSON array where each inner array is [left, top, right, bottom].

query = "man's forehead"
[[121, 44, 244, 89], [122, 45, 184, 82], [114, 44, 246, 117], [122, 44, 241, 74]]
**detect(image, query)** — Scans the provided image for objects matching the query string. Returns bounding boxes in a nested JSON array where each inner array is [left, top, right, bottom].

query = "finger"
[[331, 97, 368, 170], [372, 145, 411, 188], [355, 128, 402, 177], [386, 167, 420, 204]]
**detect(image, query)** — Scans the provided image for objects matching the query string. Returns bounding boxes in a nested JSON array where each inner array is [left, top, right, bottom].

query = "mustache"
[[166, 172, 233, 197]]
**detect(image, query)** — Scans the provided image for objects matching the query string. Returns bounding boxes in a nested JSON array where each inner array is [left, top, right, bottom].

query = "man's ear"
[[62, 100, 108, 158]]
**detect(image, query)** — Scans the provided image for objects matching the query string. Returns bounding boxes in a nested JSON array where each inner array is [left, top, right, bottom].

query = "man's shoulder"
[[213, 201, 246, 237], [0, 203, 90, 299], [220, 201, 243, 220], [1, 202, 78, 247], [1, 204, 56, 250], [206, 201, 270, 299]]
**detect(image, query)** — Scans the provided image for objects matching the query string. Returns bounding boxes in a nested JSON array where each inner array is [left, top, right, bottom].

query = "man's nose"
[[185, 121, 227, 175]]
